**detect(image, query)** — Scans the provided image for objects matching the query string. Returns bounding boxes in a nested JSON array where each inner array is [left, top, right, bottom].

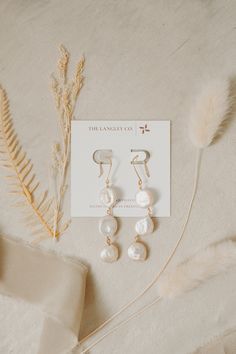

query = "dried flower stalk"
[[51, 45, 85, 238]]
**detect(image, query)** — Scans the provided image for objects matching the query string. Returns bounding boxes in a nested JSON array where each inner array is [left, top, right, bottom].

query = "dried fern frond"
[[0, 86, 58, 239]]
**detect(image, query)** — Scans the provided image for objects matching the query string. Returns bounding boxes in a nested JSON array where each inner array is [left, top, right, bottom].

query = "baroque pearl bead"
[[135, 189, 154, 208], [128, 241, 147, 261], [99, 215, 118, 237], [135, 215, 154, 236], [99, 187, 117, 207], [100, 244, 119, 263]]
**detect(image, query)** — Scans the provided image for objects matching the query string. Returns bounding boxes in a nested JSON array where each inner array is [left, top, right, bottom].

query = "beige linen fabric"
[[0, 236, 87, 354], [0, 1, 236, 353], [193, 330, 236, 354]]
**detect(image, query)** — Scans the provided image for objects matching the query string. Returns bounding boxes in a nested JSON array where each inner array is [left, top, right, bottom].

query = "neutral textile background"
[[0, 1, 236, 353]]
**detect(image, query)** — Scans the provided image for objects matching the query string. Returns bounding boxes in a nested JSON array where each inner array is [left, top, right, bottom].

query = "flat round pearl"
[[128, 242, 147, 261], [100, 244, 119, 263], [135, 215, 154, 236], [99, 215, 118, 237], [99, 187, 117, 207], [135, 189, 153, 208]]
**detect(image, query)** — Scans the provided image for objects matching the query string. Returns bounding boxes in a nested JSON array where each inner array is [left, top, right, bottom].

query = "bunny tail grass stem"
[[79, 148, 202, 348], [80, 297, 162, 354]]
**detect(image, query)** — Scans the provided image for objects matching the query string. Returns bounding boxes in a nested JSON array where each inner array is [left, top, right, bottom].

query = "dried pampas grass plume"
[[157, 240, 236, 299], [189, 79, 231, 148]]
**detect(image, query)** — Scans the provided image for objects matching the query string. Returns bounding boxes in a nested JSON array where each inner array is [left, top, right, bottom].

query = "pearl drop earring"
[[128, 150, 155, 261], [93, 150, 119, 263]]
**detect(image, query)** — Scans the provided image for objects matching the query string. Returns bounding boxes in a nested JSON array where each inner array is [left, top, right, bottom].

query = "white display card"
[[71, 121, 170, 217]]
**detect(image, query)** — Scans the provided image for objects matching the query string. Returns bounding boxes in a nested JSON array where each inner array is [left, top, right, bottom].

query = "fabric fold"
[[192, 329, 236, 354], [0, 235, 87, 354]]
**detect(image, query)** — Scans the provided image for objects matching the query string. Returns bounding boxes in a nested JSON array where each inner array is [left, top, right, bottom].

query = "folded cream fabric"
[[0, 235, 87, 354], [192, 329, 236, 354]]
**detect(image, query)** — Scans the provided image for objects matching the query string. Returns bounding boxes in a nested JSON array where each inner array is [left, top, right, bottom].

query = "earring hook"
[[131, 149, 151, 185], [93, 149, 113, 181], [131, 149, 150, 164], [131, 155, 143, 187], [105, 157, 112, 184]]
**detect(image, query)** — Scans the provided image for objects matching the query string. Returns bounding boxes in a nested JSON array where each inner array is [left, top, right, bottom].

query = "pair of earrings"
[[93, 149, 155, 263]]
